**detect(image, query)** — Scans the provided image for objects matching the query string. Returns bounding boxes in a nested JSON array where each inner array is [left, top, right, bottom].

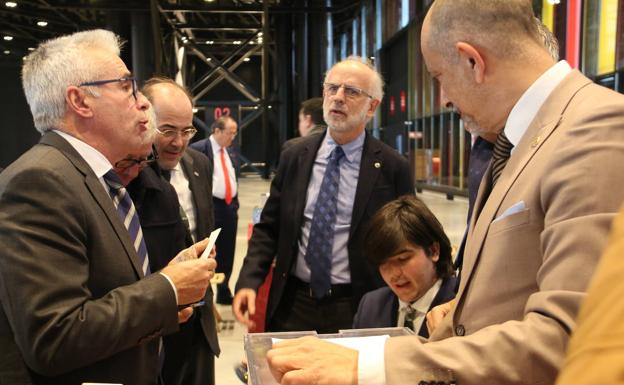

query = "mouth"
[[329, 109, 347, 117], [138, 119, 149, 131]]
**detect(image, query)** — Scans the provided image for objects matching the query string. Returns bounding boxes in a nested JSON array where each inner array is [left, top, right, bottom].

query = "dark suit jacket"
[[235, 132, 414, 325], [0, 132, 178, 385], [352, 277, 458, 338]]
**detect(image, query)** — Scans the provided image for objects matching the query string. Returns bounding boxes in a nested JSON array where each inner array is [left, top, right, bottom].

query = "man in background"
[[143, 77, 220, 385], [190, 116, 240, 305], [0, 29, 214, 385]]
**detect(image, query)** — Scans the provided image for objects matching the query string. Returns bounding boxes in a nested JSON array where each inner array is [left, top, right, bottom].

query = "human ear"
[[456, 42, 485, 84], [429, 242, 440, 262], [66, 86, 94, 118]]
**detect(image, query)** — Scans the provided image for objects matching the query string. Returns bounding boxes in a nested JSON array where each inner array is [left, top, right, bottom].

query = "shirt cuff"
[[358, 339, 386, 385], [158, 272, 178, 305]]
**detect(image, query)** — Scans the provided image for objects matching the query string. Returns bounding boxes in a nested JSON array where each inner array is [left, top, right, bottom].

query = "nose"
[[440, 88, 453, 109], [135, 91, 151, 110]]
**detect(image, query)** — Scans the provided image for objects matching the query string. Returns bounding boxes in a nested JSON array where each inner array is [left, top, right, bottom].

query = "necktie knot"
[[402, 305, 418, 331], [331, 146, 345, 163], [103, 170, 124, 191], [491, 131, 514, 186]]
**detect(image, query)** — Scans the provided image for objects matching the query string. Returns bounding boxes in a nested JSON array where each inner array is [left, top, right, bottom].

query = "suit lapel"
[[40, 132, 144, 278], [350, 133, 381, 238], [458, 70, 593, 298], [180, 152, 206, 239], [291, 134, 324, 233]]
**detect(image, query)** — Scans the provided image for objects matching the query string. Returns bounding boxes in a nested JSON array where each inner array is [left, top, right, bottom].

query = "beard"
[[324, 100, 371, 133]]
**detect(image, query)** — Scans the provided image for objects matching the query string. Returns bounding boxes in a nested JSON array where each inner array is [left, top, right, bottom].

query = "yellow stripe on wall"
[[541, 0, 554, 33], [598, 0, 618, 75]]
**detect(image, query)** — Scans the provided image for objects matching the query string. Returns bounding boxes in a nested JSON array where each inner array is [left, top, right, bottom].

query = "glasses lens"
[[183, 128, 197, 139], [114, 159, 134, 169], [344, 86, 360, 97], [130, 78, 137, 101]]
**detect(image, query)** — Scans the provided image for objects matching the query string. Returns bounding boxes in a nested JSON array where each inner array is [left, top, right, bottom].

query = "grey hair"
[[426, 0, 541, 60], [324, 55, 385, 101], [22, 29, 123, 133], [534, 17, 559, 61]]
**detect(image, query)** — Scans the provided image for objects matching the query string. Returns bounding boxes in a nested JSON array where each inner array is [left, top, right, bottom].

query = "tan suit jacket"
[[385, 70, 624, 385], [555, 206, 624, 385]]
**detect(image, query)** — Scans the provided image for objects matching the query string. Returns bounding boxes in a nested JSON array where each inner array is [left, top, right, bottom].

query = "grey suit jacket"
[[236, 131, 414, 324], [385, 71, 624, 384], [0, 132, 178, 385]]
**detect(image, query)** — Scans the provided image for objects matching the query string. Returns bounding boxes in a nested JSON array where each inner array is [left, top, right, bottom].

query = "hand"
[[161, 257, 216, 305], [169, 237, 210, 264], [266, 336, 358, 385], [232, 288, 256, 329], [426, 298, 456, 335], [178, 307, 194, 323]]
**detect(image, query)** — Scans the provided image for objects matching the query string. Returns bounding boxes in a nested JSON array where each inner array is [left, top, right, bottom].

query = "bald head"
[[424, 0, 544, 61]]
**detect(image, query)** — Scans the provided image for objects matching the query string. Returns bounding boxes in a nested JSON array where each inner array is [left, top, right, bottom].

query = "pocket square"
[[493, 200, 526, 223]]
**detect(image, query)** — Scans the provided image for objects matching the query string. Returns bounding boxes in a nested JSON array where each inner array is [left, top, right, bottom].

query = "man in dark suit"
[[142, 77, 220, 385], [233, 56, 414, 333], [0, 29, 214, 385], [190, 116, 240, 305], [352, 196, 456, 338]]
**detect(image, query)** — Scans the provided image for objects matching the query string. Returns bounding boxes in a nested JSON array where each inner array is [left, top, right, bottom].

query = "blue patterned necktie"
[[103, 170, 151, 275], [305, 145, 345, 299]]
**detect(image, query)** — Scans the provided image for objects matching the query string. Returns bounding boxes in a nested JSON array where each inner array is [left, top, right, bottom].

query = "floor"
[[213, 175, 468, 385]]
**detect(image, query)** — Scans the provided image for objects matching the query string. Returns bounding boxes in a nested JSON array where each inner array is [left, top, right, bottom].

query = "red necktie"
[[220, 148, 233, 205]]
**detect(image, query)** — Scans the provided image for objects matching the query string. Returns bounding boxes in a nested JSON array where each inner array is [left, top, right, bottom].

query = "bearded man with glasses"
[[233, 56, 414, 334]]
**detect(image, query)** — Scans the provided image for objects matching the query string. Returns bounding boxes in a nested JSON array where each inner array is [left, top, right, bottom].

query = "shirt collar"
[[323, 130, 366, 163], [504, 60, 572, 147], [209, 134, 223, 152], [53, 129, 112, 177], [399, 279, 443, 315]]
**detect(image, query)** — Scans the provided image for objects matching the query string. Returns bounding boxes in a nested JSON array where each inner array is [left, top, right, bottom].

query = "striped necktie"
[[103, 170, 151, 275], [491, 131, 514, 186]]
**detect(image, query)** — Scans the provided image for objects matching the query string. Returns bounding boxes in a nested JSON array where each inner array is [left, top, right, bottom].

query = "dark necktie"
[[403, 305, 417, 331], [491, 131, 514, 186], [103, 170, 151, 275], [305, 146, 345, 299]]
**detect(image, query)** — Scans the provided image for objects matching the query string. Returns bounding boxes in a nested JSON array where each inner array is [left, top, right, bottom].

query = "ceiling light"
[[258, 32, 263, 37], [192, 107, 199, 113], [5, 2, 17, 8], [4, 50, 10, 55], [205, 40, 214, 45], [28, 47, 34, 51], [37, 21, 48, 27], [243, 58, 250, 62], [233, 40, 241, 45], [206, 58, 212, 62], [3, 35, 13, 41], [204, 0, 215, 2]]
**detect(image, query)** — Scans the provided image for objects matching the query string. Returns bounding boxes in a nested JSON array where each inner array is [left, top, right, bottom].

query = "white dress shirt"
[[169, 162, 198, 242], [358, 60, 574, 385], [209, 135, 237, 199]]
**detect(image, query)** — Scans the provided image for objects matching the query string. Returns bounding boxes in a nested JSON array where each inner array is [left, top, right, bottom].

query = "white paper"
[[200, 228, 221, 259]]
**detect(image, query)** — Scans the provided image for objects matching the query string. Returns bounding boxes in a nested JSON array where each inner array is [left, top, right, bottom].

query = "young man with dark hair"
[[353, 195, 456, 337]]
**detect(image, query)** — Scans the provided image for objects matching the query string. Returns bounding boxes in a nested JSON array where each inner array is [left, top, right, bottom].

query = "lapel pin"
[[374, 162, 381, 168], [194, 171, 200, 177], [531, 136, 541, 148]]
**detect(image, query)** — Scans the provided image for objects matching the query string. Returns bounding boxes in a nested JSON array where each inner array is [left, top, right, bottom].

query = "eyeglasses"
[[323, 82, 373, 99], [79, 77, 138, 101], [114, 150, 158, 169], [156, 126, 198, 140]]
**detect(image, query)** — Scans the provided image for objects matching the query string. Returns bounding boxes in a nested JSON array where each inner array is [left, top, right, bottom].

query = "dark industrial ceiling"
[[0, 0, 362, 61]]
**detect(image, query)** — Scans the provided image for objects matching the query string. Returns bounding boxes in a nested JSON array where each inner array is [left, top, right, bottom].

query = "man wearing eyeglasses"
[[0, 30, 216, 385], [141, 77, 220, 385], [190, 115, 240, 305], [233, 56, 413, 334]]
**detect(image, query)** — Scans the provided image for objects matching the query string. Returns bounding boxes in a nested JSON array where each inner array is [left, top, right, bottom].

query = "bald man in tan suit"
[[265, 1, 624, 385]]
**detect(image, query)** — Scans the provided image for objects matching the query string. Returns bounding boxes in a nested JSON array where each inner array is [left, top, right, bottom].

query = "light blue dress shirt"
[[293, 130, 366, 284]]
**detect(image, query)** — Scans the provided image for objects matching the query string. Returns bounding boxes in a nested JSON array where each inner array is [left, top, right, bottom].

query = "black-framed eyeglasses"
[[114, 150, 158, 169], [79, 77, 138, 101], [323, 82, 373, 99], [156, 126, 198, 140]]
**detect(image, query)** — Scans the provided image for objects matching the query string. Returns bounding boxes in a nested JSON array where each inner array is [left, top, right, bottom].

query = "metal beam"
[[171, 23, 262, 31]]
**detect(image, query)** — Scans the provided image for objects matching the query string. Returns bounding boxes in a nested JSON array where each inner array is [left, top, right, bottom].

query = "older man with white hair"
[[0, 29, 215, 385], [233, 56, 413, 334]]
